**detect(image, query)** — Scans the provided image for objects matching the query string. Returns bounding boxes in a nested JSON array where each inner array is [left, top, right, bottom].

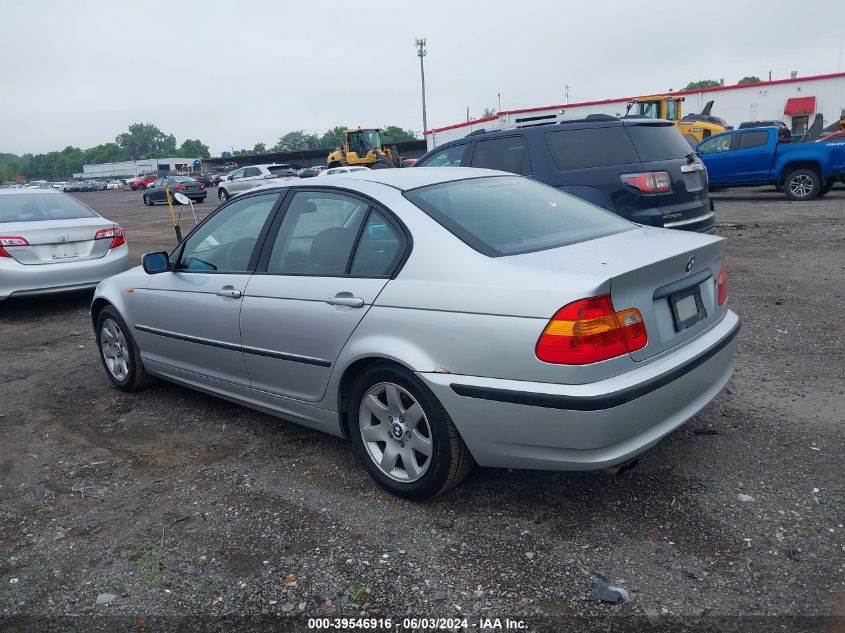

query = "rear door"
[[0, 193, 116, 265], [240, 189, 407, 401], [132, 192, 282, 385]]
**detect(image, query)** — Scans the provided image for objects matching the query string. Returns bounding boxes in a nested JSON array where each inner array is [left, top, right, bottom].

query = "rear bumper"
[[419, 310, 740, 471], [0, 246, 129, 301]]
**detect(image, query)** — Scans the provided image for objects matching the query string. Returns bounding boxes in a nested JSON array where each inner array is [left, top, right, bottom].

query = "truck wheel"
[[369, 159, 394, 170], [784, 169, 821, 201]]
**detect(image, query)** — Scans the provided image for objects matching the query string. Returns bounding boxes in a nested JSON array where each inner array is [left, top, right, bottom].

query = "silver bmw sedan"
[[91, 168, 739, 499], [1, 189, 129, 301]]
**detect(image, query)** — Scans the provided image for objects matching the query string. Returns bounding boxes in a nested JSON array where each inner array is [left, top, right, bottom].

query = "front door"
[[696, 134, 736, 184], [240, 190, 406, 402], [133, 192, 282, 386]]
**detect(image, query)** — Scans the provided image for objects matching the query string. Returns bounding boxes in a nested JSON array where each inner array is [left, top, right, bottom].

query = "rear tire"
[[348, 362, 474, 500], [143, 195, 152, 206], [96, 306, 155, 392], [784, 168, 821, 201]]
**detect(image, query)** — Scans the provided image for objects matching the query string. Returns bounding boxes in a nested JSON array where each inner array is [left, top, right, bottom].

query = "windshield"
[[404, 176, 632, 257], [0, 193, 98, 223]]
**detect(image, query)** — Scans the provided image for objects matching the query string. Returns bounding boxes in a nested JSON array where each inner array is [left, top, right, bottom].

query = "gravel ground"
[[0, 186, 843, 632]]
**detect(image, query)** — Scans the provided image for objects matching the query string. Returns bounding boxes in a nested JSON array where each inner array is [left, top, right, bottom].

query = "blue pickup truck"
[[695, 127, 845, 200]]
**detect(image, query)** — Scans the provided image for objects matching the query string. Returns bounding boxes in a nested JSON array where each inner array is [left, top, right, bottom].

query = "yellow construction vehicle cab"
[[627, 96, 729, 144], [326, 128, 402, 169]]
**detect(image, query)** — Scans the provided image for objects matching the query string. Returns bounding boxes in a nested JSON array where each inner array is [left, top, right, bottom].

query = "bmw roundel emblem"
[[686, 255, 695, 273], [391, 424, 403, 438]]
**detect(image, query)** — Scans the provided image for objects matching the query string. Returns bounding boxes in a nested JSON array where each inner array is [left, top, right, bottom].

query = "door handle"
[[325, 294, 364, 308], [216, 286, 242, 299]]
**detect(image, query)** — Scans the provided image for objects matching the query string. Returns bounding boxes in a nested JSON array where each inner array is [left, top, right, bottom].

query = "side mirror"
[[142, 251, 171, 274]]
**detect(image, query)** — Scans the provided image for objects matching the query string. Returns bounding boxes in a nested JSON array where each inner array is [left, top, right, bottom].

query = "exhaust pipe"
[[600, 458, 639, 478]]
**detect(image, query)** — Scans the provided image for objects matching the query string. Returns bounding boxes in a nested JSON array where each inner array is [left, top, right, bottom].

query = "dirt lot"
[[1, 185, 843, 632]]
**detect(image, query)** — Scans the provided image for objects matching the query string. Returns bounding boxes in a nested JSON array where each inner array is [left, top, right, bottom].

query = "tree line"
[[2, 123, 419, 182]]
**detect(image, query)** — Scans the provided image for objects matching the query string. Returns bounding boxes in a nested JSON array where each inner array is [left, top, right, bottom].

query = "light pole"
[[415, 37, 427, 133]]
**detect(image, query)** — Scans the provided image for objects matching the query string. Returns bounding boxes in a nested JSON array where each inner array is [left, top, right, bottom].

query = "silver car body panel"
[[92, 168, 739, 469]]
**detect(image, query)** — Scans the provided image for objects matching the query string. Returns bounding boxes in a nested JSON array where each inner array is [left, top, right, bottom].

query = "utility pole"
[[497, 92, 501, 113], [768, 69, 772, 81], [415, 38, 428, 133]]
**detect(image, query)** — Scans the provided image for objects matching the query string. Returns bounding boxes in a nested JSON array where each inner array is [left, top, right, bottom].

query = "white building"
[[425, 71, 845, 150], [72, 157, 200, 179]]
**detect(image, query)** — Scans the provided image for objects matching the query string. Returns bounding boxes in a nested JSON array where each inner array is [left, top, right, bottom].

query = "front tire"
[[349, 363, 473, 499], [143, 195, 152, 206], [96, 307, 155, 392], [218, 188, 229, 202], [784, 168, 821, 201]]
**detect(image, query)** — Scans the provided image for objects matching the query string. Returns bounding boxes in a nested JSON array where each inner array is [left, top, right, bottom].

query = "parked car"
[[298, 166, 324, 178], [318, 166, 370, 177], [217, 164, 299, 202], [415, 117, 716, 233], [106, 180, 122, 190], [191, 173, 214, 187], [52, 181, 68, 190], [212, 172, 231, 186], [815, 130, 845, 144], [142, 176, 207, 206], [129, 175, 159, 191], [90, 168, 739, 499], [738, 120, 791, 143], [0, 189, 129, 301], [695, 126, 845, 200]]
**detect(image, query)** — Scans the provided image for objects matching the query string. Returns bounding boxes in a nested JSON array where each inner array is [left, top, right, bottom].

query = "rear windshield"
[[170, 176, 196, 183], [268, 165, 294, 174], [404, 176, 632, 257], [626, 124, 694, 161], [0, 193, 98, 223]]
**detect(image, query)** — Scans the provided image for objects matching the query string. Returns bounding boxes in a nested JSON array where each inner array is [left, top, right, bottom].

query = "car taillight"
[[717, 264, 728, 306], [622, 171, 672, 193], [0, 236, 29, 257], [176, 184, 186, 190], [199, 183, 206, 189], [94, 226, 125, 249], [536, 294, 647, 365]]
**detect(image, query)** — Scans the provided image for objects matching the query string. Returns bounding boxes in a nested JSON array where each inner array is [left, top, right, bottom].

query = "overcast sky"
[[1, 0, 843, 156]]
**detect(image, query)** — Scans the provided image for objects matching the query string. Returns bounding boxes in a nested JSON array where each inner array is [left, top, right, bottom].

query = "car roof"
[[325, 166, 505, 190], [0, 188, 62, 195]]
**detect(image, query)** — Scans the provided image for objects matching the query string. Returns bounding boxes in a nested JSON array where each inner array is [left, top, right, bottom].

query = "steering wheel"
[[222, 237, 257, 271]]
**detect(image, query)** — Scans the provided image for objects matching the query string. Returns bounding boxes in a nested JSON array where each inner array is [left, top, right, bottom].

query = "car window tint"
[[418, 144, 467, 167], [697, 135, 732, 154], [230, 169, 244, 179], [266, 191, 368, 276], [626, 124, 694, 161], [350, 210, 402, 277], [738, 131, 769, 150], [545, 127, 639, 169], [470, 136, 529, 174], [405, 175, 632, 257], [178, 193, 279, 273], [0, 193, 98, 223]]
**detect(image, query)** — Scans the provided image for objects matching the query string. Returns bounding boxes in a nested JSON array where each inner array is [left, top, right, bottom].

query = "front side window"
[[697, 135, 732, 154], [266, 191, 368, 275], [418, 144, 467, 167], [405, 175, 632, 257], [230, 168, 245, 180], [470, 136, 531, 175], [665, 99, 678, 121], [637, 101, 661, 119], [178, 193, 280, 273]]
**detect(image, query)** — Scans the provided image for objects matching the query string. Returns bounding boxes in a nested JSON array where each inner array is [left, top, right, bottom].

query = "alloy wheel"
[[358, 382, 433, 482], [789, 174, 814, 198], [100, 318, 130, 381]]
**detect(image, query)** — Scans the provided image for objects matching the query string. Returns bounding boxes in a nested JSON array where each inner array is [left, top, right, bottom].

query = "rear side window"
[[470, 136, 531, 175], [738, 131, 769, 150], [0, 193, 97, 223], [626, 124, 693, 161], [350, 210, 402, 277], [545, 127, 638, 170], [404, 176, 632, 257], [418, 144, 467, 167]]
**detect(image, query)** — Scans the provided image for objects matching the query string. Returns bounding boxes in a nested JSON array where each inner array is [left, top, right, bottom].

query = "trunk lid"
[[510, 227, 726, 361], [1, 217, 116, 265]]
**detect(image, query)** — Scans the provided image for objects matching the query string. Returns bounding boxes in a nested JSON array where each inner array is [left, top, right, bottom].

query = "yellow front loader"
[[326, 128, 402, 169], [627, 96, 729, 144]]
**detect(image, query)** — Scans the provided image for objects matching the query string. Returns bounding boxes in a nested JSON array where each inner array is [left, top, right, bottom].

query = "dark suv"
[[414, 118, 715, 233]]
